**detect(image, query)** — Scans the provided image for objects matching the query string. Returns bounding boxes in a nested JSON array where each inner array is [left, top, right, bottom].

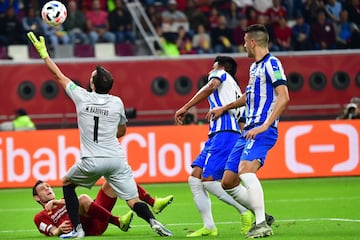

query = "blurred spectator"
[[0, 108, 36, 131], [292, 13, 312, 50], [346, 0, 360, 28], [325, 0, 342, 24], [0, 0, 20, 15], [176, 25, 195, 54], [184, 0, 208, 35], [108, 0, 136, 44], [232, 15, 247, 52], [192, 23, 212, 54], [282, 0, 303, 19], [176, 0, 187, 12], [225, 1, 243, 29], [302, 0, 326, 24], [63, 1, 90, 44], [232, 0, 253, 15], [42, 21, 71, 47], [310, 9, 336, 50], [143, 4, 162, 36], [196, 0, 212, 16], [337, 97, 360, 119], [161, 0, 189, 33], [245, 6, 258, 26], [0, 7, 27, 45], [211, 15, 234, 53], [272, 16, 292, 51], [155, 25, 180, 56], [265, 0, 287, 28], [253, 0, 273, 15], [335, 9, 360, 48], [81, 0, 107, 11], [86, 0, 116, 44], [22, 6, 44, 38], [208, 6, 220, 30]]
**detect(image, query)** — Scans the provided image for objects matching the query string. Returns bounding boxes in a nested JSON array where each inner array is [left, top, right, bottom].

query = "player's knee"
[[101, 182, 116, 198], [78, 194, 92, 206], [126, 198, 139, 209], [221, 181, 233, 190]]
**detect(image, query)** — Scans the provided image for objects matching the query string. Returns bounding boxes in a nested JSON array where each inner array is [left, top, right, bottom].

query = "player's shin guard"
[[225, 184, 250, 209], [240, 173, 265, 224], [203, 181, 248, 214], [133, 201, 154, 223], [63, 185, 83, 232], [188, 176, 215, 229]]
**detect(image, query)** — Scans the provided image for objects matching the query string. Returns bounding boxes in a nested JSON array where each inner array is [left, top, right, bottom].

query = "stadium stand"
[[74, 44, 95, 58]]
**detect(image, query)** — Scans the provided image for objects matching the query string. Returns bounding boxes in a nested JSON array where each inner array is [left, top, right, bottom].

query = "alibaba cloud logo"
[[285, 124, 359, 173]]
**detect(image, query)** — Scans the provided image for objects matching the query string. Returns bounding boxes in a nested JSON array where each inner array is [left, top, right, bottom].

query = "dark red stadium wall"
[[1, 53, 359, 124]]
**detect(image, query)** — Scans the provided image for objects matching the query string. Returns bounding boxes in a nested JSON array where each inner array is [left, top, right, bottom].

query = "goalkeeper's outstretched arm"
[[27, 31, 72, 90]]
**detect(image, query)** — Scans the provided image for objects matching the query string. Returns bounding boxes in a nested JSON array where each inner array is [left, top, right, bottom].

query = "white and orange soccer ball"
[[41, 1, 67, 27]]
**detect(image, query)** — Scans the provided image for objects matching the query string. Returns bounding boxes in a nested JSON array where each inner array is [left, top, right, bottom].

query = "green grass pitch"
[[0, 176, 359, 239]]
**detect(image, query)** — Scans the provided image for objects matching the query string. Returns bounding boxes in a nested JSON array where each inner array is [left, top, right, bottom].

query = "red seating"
[[115, 43, 135, 56], [0, 46, 8, 59], [74, 44, 95, 58], [28, 45, 42, 59]]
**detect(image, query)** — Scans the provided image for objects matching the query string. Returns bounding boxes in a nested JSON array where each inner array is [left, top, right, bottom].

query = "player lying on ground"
[[33, 180, 173, 236]]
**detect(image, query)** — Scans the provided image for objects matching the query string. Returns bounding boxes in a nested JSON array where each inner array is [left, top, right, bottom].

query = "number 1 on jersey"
[[94, 116, 99, 143]]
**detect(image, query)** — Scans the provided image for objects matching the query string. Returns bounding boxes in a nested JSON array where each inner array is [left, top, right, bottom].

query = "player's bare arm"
[[26, 31, 71, 89], [175, 79, 220, 124], [43, 57, 71, 89], [116, 124, 126, 138], [245, 85, 289, 140], [207, 94, 246, 121], [44, 199, 65, 211], [50, 220, 73, 236]]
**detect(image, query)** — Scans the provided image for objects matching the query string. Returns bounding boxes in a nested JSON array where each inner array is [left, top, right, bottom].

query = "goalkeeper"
[[27, 31, 173, 238]]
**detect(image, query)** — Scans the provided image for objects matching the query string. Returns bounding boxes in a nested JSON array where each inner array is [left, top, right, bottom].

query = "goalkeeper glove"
[[27, 31, 49, 59]]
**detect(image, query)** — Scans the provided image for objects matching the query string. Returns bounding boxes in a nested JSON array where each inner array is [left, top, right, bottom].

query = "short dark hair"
[[245, 24, 269, 47], [214, 56, 238, 78], [15, 108, 27, 116], [245, 24, 268, 34], [92, 65, 114, 94], [32, 180, 44, 196]]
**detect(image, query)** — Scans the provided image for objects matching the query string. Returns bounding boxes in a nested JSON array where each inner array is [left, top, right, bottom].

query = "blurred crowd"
[[337, 97, 360, 119], [1, 0, 360, 57]]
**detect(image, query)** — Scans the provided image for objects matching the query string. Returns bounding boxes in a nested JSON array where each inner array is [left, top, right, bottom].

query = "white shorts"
[[65, 156, 138, 200]]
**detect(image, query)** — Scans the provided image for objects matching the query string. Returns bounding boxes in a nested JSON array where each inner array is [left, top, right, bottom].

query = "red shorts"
[[80, 189, 117, 236]]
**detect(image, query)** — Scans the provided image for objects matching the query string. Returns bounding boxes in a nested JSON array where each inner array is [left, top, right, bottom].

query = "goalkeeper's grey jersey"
[[66, 82, 127, 158]]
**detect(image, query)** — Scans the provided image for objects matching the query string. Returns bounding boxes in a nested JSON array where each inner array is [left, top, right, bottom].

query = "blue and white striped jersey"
[[208, 69, 243, 135], [245, 53, 287, 128]]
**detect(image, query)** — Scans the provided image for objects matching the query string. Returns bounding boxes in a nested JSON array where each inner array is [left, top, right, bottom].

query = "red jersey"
[[34, 203, 109, 236], [34, 205, 70, 236]]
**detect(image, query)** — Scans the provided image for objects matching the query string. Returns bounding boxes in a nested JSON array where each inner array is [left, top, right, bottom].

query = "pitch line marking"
[[1, 218, 359, 233]]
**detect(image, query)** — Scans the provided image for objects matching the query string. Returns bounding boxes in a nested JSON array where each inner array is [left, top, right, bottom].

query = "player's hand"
[[57, 220, 73, 234], [206, 107, 224, 121], [244, 124, 268, 140], [44, 200, 55, 211], [175, 107, 186, 125], [27, 31, 49, 59]]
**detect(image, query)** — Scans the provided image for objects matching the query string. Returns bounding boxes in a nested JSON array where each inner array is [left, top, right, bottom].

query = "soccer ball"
[[41, 1, 67, 27]]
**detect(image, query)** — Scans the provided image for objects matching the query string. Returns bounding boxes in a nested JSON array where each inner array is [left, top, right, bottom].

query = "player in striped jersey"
[[27, 31, 172, 238], [175, 56, 253, 237], [208, 24, 290, 238]]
